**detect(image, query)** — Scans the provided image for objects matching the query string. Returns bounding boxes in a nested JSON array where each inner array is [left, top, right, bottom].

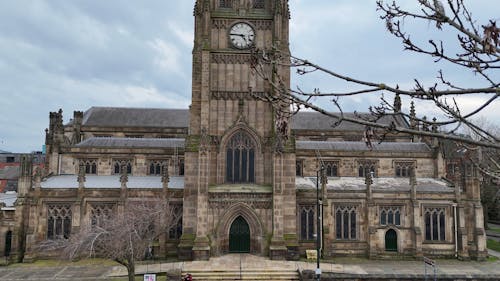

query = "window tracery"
[[113, 160, 132, 175], [219, 0, 232, 8], [424, 207, 446, 241], [358, 160, 377, 177], [253, 0, 265, 9], [335, 205, 357, 240], [82, 159, 97, 174], [380, 206, 401, 226], [90, 204, 115, 227], [226, 131, 256, 183], [299, 205, 315, 240], [324, 160, 339, 177], [394, 161, 414, 177], [47, 204, 72, 239], [149, 160, 167, 176]]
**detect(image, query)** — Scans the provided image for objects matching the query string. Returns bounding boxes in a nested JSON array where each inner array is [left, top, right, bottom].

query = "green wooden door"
[[385, 229, 397, 252], [229, 216, 250, 253]]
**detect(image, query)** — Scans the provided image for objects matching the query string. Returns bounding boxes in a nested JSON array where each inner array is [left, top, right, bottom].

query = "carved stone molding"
[[210, 91, 266, 100], [209, 192, 272, 209], [212, 19, 272, 30], [211, 53, 251, 64]]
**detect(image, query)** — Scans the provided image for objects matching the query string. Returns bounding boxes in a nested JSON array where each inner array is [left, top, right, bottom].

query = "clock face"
[[229, 22, 255, 49]]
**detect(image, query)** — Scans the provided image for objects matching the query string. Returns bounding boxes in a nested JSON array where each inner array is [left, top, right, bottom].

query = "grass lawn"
[[487, 239, 500, 252], [488, 225, 500, 234], [487, 255, 499, 262]]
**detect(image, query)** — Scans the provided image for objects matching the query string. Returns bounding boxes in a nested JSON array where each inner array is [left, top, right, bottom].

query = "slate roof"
[[291, 111, 408, 131], [41, 175, 185, 189], [296, 141, 431, 153], [77, 107, 408, 132], [296, 177, 454, 192], [81, 107, 189, 128], [0, 191, 17, 207], [0, 150, 11, 154], [76, 137, 185, 149]]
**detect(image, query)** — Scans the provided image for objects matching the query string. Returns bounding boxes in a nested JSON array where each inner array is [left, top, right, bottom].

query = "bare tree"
[[251, 0, 499, 149], [459, 117, 500, 180], [39, 199, 179, 281]]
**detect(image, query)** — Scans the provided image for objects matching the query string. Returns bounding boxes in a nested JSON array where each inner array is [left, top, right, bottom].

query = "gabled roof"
[[77, 107, 408, 132], [296, 141, 431, 153], [291, 111, 408, 131], [81, 107, 189, 128], [76, 137, 185, 149]]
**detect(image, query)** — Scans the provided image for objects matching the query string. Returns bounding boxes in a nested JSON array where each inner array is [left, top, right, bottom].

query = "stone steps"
[[183, 269, 300, 280]]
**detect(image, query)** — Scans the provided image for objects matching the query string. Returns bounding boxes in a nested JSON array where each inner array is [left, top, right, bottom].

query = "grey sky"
[[0, 1, 498, 152]]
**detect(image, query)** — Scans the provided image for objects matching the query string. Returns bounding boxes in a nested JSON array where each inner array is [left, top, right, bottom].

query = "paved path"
[[1, 254, 499, 280]]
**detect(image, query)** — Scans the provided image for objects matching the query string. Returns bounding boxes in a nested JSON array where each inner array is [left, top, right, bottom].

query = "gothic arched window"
[[226, 131, 256, 183], [47, 204, 72, 239], [113, 160, 132, 175], [299, 205, 315, 240], [253, 0, 265, 9], [335, 205, 357, 240], [220, 0, 232, 8], [83, 160, 97, 174], [325, 161, 339, 177], [379, 206, 402, 226], [424, 207, 446, 241]]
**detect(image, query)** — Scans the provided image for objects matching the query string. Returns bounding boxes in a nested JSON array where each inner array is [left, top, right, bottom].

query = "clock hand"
[[230, 33, 245, 37]]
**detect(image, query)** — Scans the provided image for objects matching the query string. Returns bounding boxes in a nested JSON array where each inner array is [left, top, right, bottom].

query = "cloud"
[[148, 39, 183, 74], [168, 21, 194, 48], [0, 1, 498, 152]]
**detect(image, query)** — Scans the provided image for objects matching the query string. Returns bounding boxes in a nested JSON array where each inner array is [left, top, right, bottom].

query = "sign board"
[[144, 274, 156, 281], [306, 249, 317, 260]]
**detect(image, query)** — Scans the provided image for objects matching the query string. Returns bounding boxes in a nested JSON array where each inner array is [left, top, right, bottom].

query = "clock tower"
[[181, 0, 296, 260]]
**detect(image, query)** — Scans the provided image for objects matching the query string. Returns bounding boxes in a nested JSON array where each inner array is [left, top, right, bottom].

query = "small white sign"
[[315, 268, 322, 275], [144, 274, 156, 281]]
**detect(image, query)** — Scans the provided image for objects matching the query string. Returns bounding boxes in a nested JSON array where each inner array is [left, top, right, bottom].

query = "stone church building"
[[2, 0, 487, 262]]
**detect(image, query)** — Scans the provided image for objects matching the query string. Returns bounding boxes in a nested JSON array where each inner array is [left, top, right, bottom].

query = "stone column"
[[320, 167, 332, 259], [77, 161, 85, 198], [190, 129, 211, 261], [269, 153, 287, 260], [410, 169, 423, 258], [457, 204, 469, 260], [469, 178, 487, 260], [365, 172, 377, 258], [13, 155, 33, 262], [119, 161, 128, 200], [158, 164, 169, 258]]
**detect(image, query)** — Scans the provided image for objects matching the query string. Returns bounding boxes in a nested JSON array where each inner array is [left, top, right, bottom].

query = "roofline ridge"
[[87, 106, 189, 111]]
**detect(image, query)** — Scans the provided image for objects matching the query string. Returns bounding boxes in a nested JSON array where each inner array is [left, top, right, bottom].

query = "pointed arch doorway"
[[229, 216, 250, 253], [385, 229, 398, 252]]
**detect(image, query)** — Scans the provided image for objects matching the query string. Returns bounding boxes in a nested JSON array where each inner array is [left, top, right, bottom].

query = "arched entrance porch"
[[229, 216, 250, 253], [214, 203, 265, 256], [385, 229, 398, 252]]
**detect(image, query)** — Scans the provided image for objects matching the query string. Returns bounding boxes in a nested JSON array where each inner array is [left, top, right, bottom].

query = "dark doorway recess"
[[229, 216, 250, 253], [385, 229, 397, 252]]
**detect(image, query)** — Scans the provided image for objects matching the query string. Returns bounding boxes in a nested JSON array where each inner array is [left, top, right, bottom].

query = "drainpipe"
[[453, 203, 458, 258], [58, 154, 62, 175]]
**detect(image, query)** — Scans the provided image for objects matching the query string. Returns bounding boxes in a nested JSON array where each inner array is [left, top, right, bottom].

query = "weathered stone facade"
[[0, 0, 486, 263]]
